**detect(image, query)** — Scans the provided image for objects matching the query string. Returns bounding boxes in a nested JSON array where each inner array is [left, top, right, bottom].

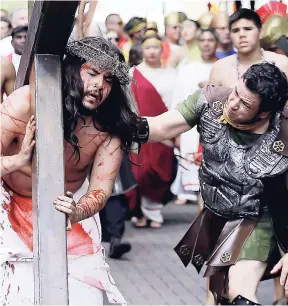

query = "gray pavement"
[[105, 203, 274, 305]]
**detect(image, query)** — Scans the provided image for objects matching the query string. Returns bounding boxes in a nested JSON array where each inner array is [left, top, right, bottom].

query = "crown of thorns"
[[66, 37, 131, 85]]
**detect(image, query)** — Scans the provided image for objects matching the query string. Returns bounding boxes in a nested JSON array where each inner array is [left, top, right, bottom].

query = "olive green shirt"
[[176, 90, 202, 128]]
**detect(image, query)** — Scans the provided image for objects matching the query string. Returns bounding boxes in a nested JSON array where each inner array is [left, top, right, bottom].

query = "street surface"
[[106, 203, 274, 305]]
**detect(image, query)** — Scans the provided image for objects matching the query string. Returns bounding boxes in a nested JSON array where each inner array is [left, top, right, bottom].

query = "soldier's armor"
[[196, 89, 288, 219]]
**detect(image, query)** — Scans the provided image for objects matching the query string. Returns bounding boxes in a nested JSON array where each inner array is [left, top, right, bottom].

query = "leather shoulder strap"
[[203, 85, 233, 116]]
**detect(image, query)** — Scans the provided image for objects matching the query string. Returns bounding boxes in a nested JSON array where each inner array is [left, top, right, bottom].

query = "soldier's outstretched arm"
[[136, 90, 202, 144], [146, 109, 191, 143]]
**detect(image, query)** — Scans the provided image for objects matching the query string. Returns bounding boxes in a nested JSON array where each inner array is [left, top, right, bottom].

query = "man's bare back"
[[209, 51, 288, 87], [1, 56, 16, 102], [1, 85, 122, 197]]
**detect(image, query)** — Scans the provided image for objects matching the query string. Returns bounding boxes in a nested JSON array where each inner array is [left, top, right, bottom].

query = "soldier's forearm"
[[74, 189, 106, 222], [1, 154, 26, 177]]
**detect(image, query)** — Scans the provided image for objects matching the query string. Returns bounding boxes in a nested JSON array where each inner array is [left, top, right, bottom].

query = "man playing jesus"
[[0, 36, 140, 305]]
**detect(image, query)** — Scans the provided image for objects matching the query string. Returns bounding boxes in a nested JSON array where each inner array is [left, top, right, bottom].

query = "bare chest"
[[219, 65, 239, 88], [64, 124, 107, 177], [9, 121, 107, 179]]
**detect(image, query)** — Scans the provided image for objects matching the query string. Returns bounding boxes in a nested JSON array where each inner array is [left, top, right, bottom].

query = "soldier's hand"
[[18, 115, 36, 166], [53, 191, 77, 230], [271, 253, 288, 296]]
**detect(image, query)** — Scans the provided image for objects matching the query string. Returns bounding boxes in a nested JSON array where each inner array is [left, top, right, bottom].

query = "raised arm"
[[73, 135, 123, 222]]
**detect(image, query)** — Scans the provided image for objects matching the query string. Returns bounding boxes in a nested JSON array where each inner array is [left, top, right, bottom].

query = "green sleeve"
[[176, 89, 202, 128]]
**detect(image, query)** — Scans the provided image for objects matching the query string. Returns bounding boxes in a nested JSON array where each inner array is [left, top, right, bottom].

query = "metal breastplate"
[[196, 94, 288, 219]]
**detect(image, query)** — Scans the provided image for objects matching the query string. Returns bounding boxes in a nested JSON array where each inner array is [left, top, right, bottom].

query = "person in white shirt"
[[171, 29, 218, 206], [7, 26, 28, 73], [0, 8, 28, 56]]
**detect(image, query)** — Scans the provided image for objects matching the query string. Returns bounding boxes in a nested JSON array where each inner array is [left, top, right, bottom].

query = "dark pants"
[[100, 194, 128, 242]]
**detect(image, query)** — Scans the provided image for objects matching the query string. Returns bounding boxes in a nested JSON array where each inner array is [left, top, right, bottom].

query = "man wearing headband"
[[0, 36, 141, 305], [161, 12, 182, 66], [133, 62, 288, 305], [210, 11, 236, 59], [122, 16, 147, 62]]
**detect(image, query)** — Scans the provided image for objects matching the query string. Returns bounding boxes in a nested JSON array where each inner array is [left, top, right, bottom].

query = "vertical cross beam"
[[15, 1, 78, 303], [31, 54, 68, 304]]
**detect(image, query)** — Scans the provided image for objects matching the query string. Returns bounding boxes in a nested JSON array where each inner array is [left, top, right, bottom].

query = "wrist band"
[[134, 117, 149, 144]]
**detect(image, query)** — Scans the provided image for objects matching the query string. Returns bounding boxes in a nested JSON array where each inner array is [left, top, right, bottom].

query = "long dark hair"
[[62, 51, 139, 163]]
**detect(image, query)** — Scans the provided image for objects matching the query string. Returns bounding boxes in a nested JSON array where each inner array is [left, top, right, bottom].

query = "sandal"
[[174, 199, 187, 205], [150, 221, 162, 228], [133, 217, 149, 228]]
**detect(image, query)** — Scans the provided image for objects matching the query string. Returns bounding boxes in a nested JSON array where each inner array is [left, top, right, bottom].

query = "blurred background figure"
[[171, 29, 218, 206], [128, 29, 176, 229], [146, 20, 158, 32], [0, 17, 12, 39], [99, 154, 137, 259], [167, 19, 201, 68], [0, 56, 16, 103], [122, 16, 146, 62], [161, 12, 182, 66], [210, 11, 236, 58], [128, 42, 143, 67], [106, 29, 119, 45], [10, 8, 28, 28], [105, 13, 128, 49], [0, 8, 8, 19], [197, 10, 215, 30], [0, 8, 28, 56], [7, 25, 28, 73]]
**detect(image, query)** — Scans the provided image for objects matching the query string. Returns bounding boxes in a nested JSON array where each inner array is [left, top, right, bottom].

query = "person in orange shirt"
[[161, 12, 182, 66]]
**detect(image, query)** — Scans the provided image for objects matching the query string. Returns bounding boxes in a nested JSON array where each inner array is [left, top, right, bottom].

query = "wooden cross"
[[15, 1, 79, 304]]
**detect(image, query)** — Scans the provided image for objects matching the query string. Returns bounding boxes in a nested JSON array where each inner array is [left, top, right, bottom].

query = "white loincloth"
[[0, 180, 127, 305]]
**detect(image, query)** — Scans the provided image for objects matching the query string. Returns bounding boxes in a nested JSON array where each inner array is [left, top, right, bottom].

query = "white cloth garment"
[[0, 180, 127, 305], [141, 196, 164, 224], [136, 62, 177, 110], [171, 60, 214, 200]]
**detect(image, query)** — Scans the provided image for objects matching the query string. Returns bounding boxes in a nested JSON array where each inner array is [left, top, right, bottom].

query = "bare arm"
[[1, 86, 33, 176], [146, 109, 191, 143], [1, 115, 35, 175], [3, 58, 16, 97], [73, 135, 123, 222], [208, 61, 222, 86]]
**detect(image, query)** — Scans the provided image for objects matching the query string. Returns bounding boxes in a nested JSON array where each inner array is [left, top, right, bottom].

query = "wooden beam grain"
[[32, 54, 68, 305]]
